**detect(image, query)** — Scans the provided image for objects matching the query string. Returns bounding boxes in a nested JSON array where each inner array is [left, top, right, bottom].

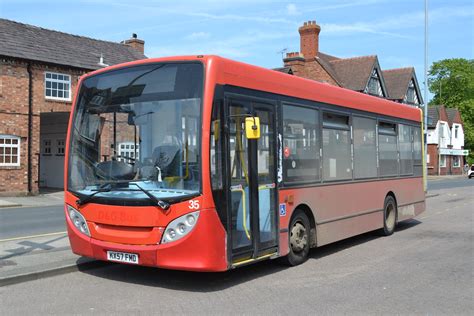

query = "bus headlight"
[[66, 205, 91, 237], [161, 211, 200, 244]]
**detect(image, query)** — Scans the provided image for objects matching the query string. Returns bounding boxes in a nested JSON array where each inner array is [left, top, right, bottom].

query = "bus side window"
[[282, 104, 320, 183], [322, 112, 351, 181]]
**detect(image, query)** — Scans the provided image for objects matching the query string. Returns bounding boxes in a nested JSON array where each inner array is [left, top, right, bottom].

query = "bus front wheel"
[[281, 210, 310, 266], [382, 195, 397, 236]]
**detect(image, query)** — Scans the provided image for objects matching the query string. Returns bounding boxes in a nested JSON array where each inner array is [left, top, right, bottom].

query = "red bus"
[[65, 55, 425, 271]]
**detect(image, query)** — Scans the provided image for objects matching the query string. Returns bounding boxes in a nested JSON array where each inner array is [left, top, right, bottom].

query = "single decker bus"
[[65, 55, 426, 271]]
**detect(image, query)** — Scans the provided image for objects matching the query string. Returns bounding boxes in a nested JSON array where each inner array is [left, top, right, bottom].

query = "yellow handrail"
[[231, 185, 251, 240]]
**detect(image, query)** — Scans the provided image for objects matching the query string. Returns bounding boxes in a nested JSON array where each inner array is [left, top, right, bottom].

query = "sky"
[[1, 0, 473, 102]]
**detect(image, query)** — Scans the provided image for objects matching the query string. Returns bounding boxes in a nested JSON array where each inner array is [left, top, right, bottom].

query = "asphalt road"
[[427, 176, 473, 191], [1, 181, 473, 314], [0, 205, 65, 240]]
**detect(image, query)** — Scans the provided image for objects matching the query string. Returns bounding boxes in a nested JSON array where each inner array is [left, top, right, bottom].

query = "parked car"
[[468, 165, 474, 179]]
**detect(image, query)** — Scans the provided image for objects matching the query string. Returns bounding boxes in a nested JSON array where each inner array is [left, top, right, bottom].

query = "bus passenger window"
[[353, 116, 377, 179], [399, 124, 413, 175], [378, 122, 398, 176], [413, 126, 423, 176], [322, 112, 351, 181], [282, 105, 320, 183]]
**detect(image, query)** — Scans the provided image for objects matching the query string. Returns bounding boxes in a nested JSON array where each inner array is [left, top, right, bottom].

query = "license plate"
[[107, 251, 139, 264]]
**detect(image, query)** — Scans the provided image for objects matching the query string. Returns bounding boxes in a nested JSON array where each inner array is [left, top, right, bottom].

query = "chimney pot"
[[121, 34, 145, 54]]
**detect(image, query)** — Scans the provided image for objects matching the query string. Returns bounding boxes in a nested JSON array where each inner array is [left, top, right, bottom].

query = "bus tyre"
[[382, 195, 397, 236], [281, 210, 310, 266]]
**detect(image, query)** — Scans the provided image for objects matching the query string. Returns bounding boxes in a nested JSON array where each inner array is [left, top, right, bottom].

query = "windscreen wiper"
[[76, 183, 112, 206], [129, 183, 170, 211]]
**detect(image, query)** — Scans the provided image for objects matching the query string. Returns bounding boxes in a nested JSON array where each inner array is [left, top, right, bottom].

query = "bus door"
[[226, 97, 278, 264]]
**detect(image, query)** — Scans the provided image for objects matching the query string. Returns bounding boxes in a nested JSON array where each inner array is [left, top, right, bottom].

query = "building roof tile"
[[0, 18, 146, 70], [327, 55, 377, 91], [382, 67, 414, 100]]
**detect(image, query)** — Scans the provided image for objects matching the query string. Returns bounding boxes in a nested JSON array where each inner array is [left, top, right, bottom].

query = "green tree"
[[428, 58, 474, 163]]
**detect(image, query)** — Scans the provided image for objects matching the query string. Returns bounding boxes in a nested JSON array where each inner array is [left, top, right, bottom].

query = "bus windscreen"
[[68, 62, 203, 205]]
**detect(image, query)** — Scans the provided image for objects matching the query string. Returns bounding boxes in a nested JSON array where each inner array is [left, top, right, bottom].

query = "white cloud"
[[148, 29, 291, 60], [185, 32, 211, 40], [320, 5, 473, 40], [286, 3, 299, 16]]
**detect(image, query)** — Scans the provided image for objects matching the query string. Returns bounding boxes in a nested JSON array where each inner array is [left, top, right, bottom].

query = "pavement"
[[0, 190, 95, 287], [0, 233, 99, 287], [0, 190, 64, 208]]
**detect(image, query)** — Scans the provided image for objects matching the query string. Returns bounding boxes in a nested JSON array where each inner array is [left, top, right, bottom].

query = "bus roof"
[[83, 55, 422, 122]]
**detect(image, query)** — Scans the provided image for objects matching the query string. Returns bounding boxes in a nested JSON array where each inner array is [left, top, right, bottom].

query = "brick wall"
[[426, 144, 463, 175], [0, 60, 30, 194], [0, 58, 87, 195]]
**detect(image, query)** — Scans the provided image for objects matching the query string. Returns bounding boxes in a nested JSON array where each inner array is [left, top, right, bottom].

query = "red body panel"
[[278, 177, 425, 255], [66, 206, 228, 271], [65, 55, 425, 271]]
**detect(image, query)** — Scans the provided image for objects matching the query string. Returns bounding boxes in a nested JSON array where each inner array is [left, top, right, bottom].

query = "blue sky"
[[1, 0, 473, 101]]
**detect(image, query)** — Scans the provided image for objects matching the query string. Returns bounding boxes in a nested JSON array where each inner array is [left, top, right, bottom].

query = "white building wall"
[[427, 121, 451, 147], [451, 123, 464, 149]]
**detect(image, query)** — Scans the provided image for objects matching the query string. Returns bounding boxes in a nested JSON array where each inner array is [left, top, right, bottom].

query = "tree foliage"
[[428, 58, 474, 163]]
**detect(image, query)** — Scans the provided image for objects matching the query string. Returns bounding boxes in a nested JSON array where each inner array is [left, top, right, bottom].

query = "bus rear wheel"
[[382, 195, 397, 236], [281, 210, 310, 266]]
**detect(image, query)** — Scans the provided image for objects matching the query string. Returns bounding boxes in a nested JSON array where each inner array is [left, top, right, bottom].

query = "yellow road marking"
[[0, 231, 67, 242]]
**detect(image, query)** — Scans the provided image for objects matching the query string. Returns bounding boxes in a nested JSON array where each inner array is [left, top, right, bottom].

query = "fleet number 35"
[[189, 200, 200, 210]]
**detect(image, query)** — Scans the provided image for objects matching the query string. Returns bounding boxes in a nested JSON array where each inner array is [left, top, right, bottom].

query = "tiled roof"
[[446, 108, 462, 127], [327, 55, 377, 91], [383, 67, 413, 100], [0, 18, 146, 70], [427, 106, 440, 128], [315, 52, 342, 86]]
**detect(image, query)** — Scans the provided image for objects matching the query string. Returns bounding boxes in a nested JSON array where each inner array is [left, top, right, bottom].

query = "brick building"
[[0, 18, 146, 195], [426, 106, 467, 175], [275, 20, 423, 107]]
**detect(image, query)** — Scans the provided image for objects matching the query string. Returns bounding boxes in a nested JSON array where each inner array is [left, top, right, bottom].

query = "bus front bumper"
[[66, 208, 228, 272]]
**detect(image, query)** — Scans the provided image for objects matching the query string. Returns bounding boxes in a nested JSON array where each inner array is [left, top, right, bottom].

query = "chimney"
[[122, 33, 145, 54], [298, 20, 321, 61]]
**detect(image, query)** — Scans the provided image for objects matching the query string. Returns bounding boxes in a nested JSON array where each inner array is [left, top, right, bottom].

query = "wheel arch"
[[385, 191, 399, 223], [291, 203, 317, 248]]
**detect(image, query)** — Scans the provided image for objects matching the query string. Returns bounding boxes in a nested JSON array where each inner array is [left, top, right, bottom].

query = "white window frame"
[[44, 72, 71, 101], [0, 135, 21, 167], [118, 142, 139, 162]]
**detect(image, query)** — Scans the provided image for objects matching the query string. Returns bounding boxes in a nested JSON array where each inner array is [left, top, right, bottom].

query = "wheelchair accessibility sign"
[[279, 203, 286, 216]]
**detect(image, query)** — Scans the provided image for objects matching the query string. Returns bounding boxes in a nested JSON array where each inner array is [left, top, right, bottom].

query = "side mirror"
[[245, 117, 260, 139]]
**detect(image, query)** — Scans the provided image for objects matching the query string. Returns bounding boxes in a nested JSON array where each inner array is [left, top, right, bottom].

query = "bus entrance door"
[[227, 98, 278, 265]]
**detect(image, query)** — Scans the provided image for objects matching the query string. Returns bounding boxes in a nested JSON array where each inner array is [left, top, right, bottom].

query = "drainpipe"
[[27, 63, 33, 194]]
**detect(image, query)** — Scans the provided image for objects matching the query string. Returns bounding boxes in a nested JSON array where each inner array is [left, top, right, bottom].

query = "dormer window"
[[405, 79, 419, 105], [366, 69, 384, 97]]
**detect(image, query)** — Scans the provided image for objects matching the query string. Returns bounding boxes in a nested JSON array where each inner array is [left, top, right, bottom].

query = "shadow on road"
[[78, 219, 422, 292]]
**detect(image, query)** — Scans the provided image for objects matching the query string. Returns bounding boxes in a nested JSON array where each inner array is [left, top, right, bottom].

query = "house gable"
[[363, 62, 388, 98]]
